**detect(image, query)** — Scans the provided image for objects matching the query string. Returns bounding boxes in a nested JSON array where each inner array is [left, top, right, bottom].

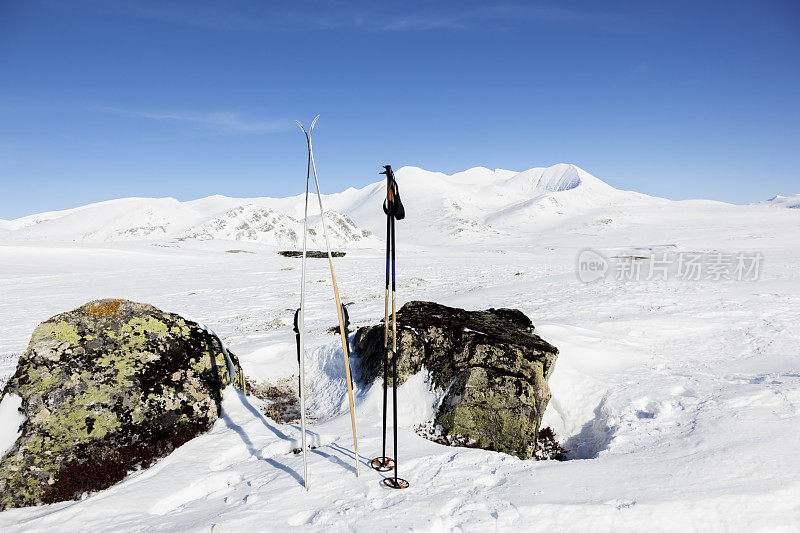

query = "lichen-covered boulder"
[[353, 301, 558, 460], [0, 299, 245, 510]]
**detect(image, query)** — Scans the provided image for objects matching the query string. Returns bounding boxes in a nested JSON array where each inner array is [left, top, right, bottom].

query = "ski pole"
[[387, 194, 397, 475], [376, 165, 409, 489], [372, 167, 397, 472], [383, 206, 391, 465]]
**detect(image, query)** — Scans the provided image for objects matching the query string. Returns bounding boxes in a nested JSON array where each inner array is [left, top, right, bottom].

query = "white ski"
[[298, 115, 361, 477], [294, 116, 316, 491]]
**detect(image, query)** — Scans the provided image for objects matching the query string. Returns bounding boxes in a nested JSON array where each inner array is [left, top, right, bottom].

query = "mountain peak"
[[759, 193, 800, 208], [1, 163, 629, 246]]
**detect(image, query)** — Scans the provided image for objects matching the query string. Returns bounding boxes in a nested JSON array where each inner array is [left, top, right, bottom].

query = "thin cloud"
[[95, 106, 289, 134], [49, 0, 642, 34], [377, 15, 471, 32]]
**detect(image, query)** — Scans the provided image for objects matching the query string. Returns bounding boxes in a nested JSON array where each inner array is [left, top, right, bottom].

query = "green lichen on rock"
[[0, 299, 245, 510], [353, 301, 558, 460]]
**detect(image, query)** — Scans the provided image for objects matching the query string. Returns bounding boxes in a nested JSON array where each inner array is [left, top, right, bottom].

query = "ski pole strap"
[[381, 165, 405, 220]]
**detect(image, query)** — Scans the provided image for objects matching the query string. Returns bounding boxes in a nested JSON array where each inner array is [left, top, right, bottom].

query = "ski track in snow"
[[0, 168, 799, 531]]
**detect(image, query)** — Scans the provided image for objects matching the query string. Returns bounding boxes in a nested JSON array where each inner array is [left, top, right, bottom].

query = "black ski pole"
[[372, 166, 397, 473], [380, 166, 409, 489], [384, 211, 390, 465], [391, 202, 398, 478], [382, 209, 391, 465]]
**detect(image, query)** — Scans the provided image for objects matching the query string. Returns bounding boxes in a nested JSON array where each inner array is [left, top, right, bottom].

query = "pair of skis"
[[293, 116, 360, 491], [370, 165, 409, 489], [292, 118, 408, 490]]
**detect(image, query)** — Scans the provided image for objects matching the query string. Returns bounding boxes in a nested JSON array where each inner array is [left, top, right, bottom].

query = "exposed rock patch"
[[0, 299, 245, 510], [278, 250, 345, 258], [353, 301, 558, 460], [246, 377, 304, 424]]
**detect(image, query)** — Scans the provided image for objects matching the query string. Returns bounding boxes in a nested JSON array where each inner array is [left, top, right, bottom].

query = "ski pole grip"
[[381, 165, 404, 219]]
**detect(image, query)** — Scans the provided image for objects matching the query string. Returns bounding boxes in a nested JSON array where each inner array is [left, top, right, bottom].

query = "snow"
[[759, 194, 800, 209], [0, 395, 25, 458], [0, 164, 659, 248], [1, 194, 376, 249], [0, 164, 799, 531]]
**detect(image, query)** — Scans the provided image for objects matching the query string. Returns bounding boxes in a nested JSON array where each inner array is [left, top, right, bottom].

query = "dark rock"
[[534, 427, 566, 461], [278, 250, 345, 258], [0, 299, 245, 510], [353, 301, 558, 460], [246, 377, 303, 424]]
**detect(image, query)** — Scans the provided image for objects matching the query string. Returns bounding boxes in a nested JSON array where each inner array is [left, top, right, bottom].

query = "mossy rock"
[[353, 301, 558, 460], [0, 299, 245, 510]]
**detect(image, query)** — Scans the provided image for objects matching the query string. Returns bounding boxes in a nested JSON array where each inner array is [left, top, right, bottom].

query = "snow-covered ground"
[[1, 165, 799, 531]]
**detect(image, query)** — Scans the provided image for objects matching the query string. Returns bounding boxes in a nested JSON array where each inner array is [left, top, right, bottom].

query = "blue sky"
[[0, 0, 798, 218]]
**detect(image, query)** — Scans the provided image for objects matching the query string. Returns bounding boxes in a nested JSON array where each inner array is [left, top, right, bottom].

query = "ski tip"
[[311, 115, 319, 128]]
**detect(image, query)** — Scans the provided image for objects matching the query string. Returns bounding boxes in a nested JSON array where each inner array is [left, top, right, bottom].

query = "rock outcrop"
[[353, 301, 558, 460], [0, 299, 245, 510]]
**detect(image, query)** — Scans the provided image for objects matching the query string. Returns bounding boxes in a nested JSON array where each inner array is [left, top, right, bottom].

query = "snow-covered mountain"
[[6, 163, 783, 248], [1, 195, 376, 249], [759, 194, 800, 208], [5, 198, 198, 242], [324, 163, 651, 245], [178, 205, 374, 248], [0, 164, 654, 247]]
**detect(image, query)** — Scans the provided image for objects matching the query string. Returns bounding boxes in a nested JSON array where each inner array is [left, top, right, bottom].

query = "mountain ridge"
[[759, 194, 800, 209], [0, 163, 747, 247]]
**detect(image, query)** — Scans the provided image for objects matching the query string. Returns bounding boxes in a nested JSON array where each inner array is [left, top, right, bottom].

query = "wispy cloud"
[[50, 0, 641, 34], [95, 106, 289, 134], [377, 14, 471, 32]]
